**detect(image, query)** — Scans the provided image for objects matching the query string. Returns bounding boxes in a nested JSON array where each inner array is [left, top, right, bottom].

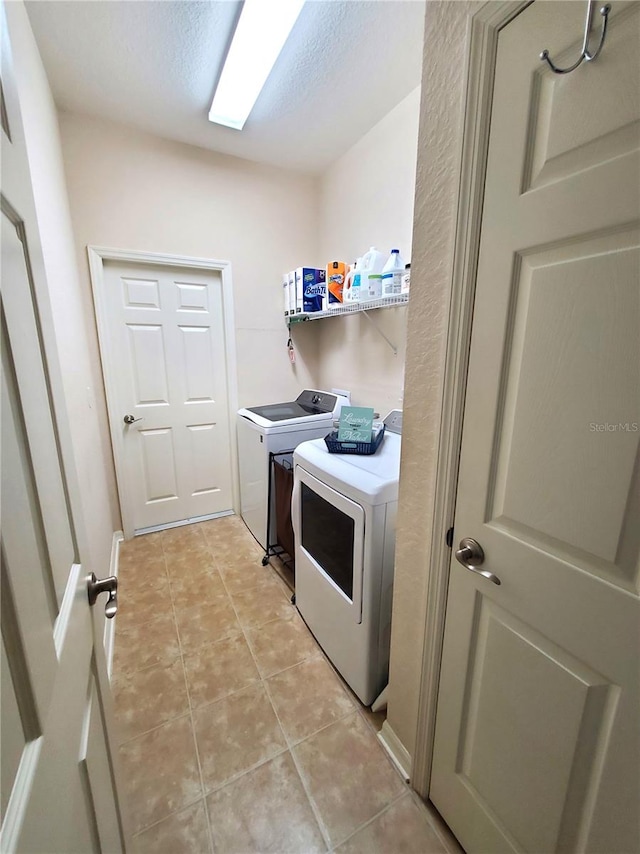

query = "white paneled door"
[[1, 4, 126, 850], [100, 260, 234, 533], [431, 3, 639, 853]]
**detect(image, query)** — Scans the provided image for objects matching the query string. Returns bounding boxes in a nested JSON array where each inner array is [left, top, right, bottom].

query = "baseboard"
[[378, 720, 411, 782], [103, 530, 123, 681], [135, 509, 234, 536]]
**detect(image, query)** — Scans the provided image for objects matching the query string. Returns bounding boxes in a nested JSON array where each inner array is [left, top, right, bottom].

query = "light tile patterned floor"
[[113, 515, 457, 853]]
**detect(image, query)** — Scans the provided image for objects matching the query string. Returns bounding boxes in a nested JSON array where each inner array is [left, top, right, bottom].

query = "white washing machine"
[[292, 410, 402, 706], [237, 389, 349, 549]]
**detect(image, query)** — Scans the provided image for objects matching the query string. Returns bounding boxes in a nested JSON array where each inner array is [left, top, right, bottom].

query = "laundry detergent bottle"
[[361, 246, 385, 274], [343, 259, 363, 302], [356, 247, 384, 301], [381, 249, 405, 297]]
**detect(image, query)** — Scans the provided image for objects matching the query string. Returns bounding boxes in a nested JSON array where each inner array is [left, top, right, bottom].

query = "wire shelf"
[[286, 293, 409, 325]]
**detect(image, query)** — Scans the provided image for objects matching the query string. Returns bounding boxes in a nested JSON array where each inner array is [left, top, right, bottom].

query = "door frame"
[[411, 0, 531, 798], [87, 246, 239, 539], [1, 4, 128, 845]]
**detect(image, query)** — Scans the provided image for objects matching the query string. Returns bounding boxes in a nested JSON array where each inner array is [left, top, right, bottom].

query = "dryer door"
[[293, 465, 365, 624]]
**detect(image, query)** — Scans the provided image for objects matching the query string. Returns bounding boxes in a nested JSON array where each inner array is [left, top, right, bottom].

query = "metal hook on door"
[[540, 0, 611, 75]]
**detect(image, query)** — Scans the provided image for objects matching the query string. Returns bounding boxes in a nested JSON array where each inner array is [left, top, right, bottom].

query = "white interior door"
[[1, 7, 126, 850], [100, 259, 234, 534], [430, 3, 640, 853]]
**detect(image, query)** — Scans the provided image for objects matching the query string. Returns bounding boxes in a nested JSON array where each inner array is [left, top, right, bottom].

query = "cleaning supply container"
[[366, 274, 383, 299], [361, 246, 385, 275], [343, 260, 363, 303], [381, 249, 405, 297], [325, 261, 347, 308]]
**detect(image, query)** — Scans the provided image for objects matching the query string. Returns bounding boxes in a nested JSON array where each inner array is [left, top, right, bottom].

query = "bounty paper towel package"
[[296, 267, 326, 313]]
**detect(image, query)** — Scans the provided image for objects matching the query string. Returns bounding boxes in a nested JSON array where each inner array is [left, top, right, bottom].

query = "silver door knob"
[[455, 537, 501, 585], [123, 414, 142, 425], [87, 572, 118, 618]]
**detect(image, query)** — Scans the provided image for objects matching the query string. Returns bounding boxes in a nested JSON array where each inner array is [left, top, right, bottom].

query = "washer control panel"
[[384, 410, 403, 434]]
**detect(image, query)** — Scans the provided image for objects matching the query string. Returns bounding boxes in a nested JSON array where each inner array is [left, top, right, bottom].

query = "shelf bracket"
[[361, 309, 398, 355]]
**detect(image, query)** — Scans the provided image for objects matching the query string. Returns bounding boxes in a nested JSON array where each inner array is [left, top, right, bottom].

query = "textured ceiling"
[[25, 0, 425, 175]]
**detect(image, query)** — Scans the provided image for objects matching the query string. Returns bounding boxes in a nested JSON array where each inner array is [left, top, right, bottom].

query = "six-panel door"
[[430, 3, 640, 852], [103, 260, 234, 532]]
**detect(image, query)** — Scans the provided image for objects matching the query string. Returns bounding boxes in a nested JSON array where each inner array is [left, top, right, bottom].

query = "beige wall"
[[12, 0, 470, 768], [310, 88, 420, 415], [6, 2, 117, 574], [58, 90, 421, 528], [385, 2, 477, 763], [58, 112, 322, 525]]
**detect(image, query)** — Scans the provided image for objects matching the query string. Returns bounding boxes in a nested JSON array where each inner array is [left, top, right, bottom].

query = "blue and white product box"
[[288, 271, 297, 314], [283, 274, 290, 316], [297, 267, 326, 313]]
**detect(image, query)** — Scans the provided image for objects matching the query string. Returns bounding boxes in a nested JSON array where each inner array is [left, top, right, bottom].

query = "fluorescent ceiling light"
[[209, 0, 305, 130]]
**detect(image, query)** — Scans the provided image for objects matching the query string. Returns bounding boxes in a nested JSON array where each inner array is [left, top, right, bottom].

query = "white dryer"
[[237, 390, 348, 549], [292, 410, 402, 706]]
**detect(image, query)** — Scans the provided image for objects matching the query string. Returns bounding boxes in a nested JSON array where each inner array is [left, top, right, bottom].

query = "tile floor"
[[113, 515, 457, 853]]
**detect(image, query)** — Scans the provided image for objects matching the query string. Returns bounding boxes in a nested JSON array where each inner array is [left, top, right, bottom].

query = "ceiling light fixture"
[[208, 0, 305, 131]]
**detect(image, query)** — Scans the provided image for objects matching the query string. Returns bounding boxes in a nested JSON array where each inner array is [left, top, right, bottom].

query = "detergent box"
[[296, 267, 326, 313], [326, 261, 347, 306]]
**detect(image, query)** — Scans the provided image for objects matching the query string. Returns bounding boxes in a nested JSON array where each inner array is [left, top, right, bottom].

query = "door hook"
[[540, 1, 611, 75]]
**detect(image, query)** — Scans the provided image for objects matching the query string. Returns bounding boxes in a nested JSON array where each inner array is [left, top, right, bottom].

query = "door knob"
[[123, 414, 142, 425], [87, 573, 118, 618], [455, 537, 501, 585]]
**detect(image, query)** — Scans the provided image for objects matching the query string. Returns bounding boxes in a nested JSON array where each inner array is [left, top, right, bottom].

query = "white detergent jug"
[[344, 259, 364, 302], [361, 247, 385, 274], [382, 248, 405, 297], [356, 247, 384, 301]]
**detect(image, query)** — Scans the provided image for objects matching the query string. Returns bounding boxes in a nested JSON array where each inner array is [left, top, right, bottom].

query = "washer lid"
[[238, 390, 344, 429], [294, 431, 402, 506]]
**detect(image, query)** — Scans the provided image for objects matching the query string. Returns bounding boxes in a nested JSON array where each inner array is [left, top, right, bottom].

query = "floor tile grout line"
[[237, 600, 307, 636], [200, 745, 290, 799], [407, 784, 464, 854], [258, 673, 366, 842], [183, 672, 262, 716], [259, 656, 359, 750], [130, 793, 207, 841], [256, 647, 325, 681], [112, 650, 183, 681], [115, 678, 358, 760], [287, 705, 359, 750], [404, 789, 459, 854], [116, 707, 192, 748], [240, 606, 322, 681], [261, 650, 349, 692], [221, 553, 361, 748], [115, 521, 252, 849], [112, 602, 173, 632], [259, 676, 333, 852], [217, 557, 289, 685], [114, 546, 186, 745], [196, 545, 291, 851], [328, 789, 409, 852], [165, 547, 217, 854], [216, 559, 332, 850], [286, 740, 334, 851], [118, 519, 404, 853], [152, 531, 214, 852], [117, 543, 207, 841]]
